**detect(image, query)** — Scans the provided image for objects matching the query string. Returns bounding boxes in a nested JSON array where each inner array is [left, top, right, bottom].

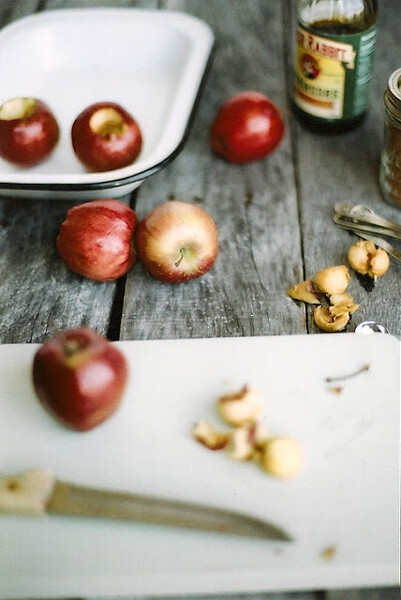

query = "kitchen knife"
[[0, 469, 291, 541]]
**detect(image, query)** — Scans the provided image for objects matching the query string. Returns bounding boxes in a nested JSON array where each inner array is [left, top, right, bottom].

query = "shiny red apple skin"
[[135, 200, 218, 283], [210, 91, 285, 163], [56, 199, 138, 282], [0, 97, 59, 167], [71, 101, 142, 172], [32, 327, 128, 432]]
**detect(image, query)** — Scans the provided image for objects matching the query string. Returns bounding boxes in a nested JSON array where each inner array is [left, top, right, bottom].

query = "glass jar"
[[380, 68, 401, 208], [293, 0, 378, 134]]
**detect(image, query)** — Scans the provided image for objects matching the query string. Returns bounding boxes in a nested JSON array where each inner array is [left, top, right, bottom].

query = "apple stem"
[[175, 248, 185, 268], [64, 339, 85, 357]]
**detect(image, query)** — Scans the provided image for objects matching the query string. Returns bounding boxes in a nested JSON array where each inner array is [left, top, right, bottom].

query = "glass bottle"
[[292, 0, 378, 133], [380, 68, 401, 208]]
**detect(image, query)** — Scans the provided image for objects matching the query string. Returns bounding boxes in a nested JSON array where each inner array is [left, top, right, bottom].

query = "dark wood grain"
[[0, 0, 42, 25]]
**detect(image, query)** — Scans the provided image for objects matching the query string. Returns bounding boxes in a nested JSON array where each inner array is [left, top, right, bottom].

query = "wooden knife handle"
[[0, 469, 55, 516]]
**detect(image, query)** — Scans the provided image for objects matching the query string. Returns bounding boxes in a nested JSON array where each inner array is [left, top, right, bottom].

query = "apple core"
[[0, 97, 36, 121], [89, 108, 126, 138]]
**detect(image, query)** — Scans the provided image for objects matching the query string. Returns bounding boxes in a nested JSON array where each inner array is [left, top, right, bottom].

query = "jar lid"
[[388, 68, 401, 100], [384, 68, 401, 119]]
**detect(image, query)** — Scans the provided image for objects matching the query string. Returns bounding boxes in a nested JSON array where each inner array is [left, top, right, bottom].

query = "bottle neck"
[[298, 0, 377, 32]]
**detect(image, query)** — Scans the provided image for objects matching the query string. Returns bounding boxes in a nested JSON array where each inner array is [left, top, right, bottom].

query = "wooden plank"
[[288, 0, 401, 338], [120, 0, 305, 341], [39, 0, 157, 8], [0, 0, 42, 26], [325, 588, 401, 600], [0, 198, 117, 343], [94, 593, 321, 600]]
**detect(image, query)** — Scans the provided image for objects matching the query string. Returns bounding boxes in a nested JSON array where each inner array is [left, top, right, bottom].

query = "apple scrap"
[[287, 265, 359, 332], [287, 240, 390, 333], [347, 239, 390, 278], [193, 384, 303, 479], [321, 545, 337, 561]]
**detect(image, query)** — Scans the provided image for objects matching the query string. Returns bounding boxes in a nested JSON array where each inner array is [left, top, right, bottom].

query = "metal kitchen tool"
[[333, 203, 401, 238], [332, 212, 401, 241], [331, 219, 401, 262], [0, 469, 291, 541]]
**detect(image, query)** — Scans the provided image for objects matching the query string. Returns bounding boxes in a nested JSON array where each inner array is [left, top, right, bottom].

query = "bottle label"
[[294, 24, 377, 121]]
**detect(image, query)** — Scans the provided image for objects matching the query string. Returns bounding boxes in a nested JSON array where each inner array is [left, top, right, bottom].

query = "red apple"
[[0, 97, 59, 167], [210, 91, 285, 163], [56, 199, 138, 282], [71, 101, 142, 172], [135, 200, 218, 283], [32, 327, 128, 432]]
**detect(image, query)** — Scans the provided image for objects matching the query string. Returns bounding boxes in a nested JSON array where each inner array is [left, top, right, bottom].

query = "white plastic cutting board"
[[0, 334, 399, 598]]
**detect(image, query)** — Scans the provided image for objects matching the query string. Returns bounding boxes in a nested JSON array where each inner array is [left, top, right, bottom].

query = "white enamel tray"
[[0, 333, 399, 598], [0, 8, 214, 200]]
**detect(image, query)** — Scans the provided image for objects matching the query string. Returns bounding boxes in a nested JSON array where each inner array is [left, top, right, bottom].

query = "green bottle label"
[[294, 23, 377, 121]]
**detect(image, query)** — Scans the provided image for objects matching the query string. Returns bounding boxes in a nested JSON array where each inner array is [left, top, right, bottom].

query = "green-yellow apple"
[[135, 200, 219, 283]]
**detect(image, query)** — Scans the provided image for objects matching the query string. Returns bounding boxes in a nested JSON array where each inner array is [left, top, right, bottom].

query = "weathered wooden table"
[[0, 0, 399, 599]]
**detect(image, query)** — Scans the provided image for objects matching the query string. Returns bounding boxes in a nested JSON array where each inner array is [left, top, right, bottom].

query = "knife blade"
[[0, 469, 291, 541]]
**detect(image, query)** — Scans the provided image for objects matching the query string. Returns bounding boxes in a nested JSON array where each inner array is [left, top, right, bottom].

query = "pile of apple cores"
[[193, 384, 303, 479], [287, 242, 390, 333]]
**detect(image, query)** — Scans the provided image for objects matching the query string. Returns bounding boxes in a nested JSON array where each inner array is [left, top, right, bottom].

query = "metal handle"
[[334, 203, 401, 235], [332, 213, 401, 241]]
